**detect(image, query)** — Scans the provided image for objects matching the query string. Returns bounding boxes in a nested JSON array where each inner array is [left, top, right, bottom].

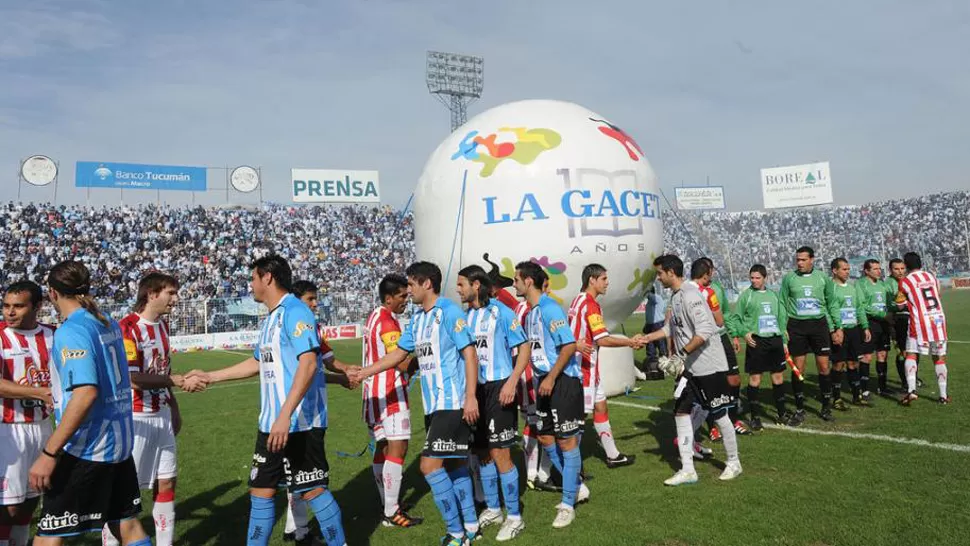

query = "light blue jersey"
[[253, 294, 322, 433], [49, 308, 135, 463], [467, 300, 528, 384], [399, 297, 475, 415], [525, 295, 578, 378]]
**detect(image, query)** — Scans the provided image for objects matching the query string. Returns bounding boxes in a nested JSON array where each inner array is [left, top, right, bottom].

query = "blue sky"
[[2, 0, 968, 210]]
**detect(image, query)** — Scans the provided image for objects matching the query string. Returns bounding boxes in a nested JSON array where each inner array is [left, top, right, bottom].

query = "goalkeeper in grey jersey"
[[641, 255, 743, 486]]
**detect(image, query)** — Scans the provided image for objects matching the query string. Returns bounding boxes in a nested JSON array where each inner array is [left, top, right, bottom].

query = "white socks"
[[674, 414, 695, 473], [285, 492, 309, 540], [715, 414, 740, 463], [594, 417, 621, 459], [153, 500, 176, 546], [690, 405, 709, 433], [523, 428, 539, 482], [936, 362, 948, 398], [905, 356, 918, 393], [383, 456, 404, 517]]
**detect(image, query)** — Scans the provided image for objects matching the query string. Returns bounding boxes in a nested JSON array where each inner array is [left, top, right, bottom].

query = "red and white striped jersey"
[[361, 307, 409, 426], [0, 322, 55, 423], [513, 301, 535, 407], [568, 293, 610, 388], [900, 270, 947, 344], [119, 313, 172, 414]]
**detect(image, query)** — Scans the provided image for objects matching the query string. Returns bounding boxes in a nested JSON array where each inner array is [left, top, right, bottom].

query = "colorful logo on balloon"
[[589, 118, 643, 162], [627, 253, 658, 295], [498, 255, 569, 304], [451, 127, 562, 177]]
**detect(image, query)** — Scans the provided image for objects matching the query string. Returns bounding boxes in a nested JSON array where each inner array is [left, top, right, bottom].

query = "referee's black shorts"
[[787, 317, 831, 357]]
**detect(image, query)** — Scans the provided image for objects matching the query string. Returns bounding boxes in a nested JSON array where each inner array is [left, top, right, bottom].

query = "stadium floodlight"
[[426, 50, 484, 131]]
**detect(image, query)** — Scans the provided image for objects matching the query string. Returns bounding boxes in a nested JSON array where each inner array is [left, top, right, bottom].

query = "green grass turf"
[[65, 291, 970, 545]]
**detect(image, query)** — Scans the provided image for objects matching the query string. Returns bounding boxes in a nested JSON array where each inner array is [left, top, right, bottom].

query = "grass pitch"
[[65, 291, 970, 545]]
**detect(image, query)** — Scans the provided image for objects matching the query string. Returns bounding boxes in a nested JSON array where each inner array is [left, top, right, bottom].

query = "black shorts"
[[250, 427, 330, 492], [863, 317, 892, 354], [674, 372, 735, 419], [535, 375, 584, 439], [472, 380, 518, 450], [787, 317, 831, 357], [36, 455, 141, 537], [720, 333, 739, 375], [423, 410, 471, 459], [745, 335, 787, 375], [893, 314, 909, 351], [831, 327, 864, 363]]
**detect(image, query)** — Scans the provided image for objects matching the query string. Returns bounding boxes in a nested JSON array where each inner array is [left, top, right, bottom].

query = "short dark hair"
[[515, 261, 547, 288], [903, 252, 922, 271], [830, 257, 849, 271], [458, 264, 492, 305], [251, 255, 293, 292], [405, 261, 442, 294], [4, 281, 43, 308], [134, 272, 180, 313], [796, 246, 815, 258], [652, 254, 667, 267], [699, 256, 714, 269], [749, 264, 767, 278], [690, 258, 712, 280], [889, 257, 904, 269], [581, 263, 607, 290], [291, 280, 318, 299], [378, 274, 408, 304], [863, 259, 880, 271], [656, 254, 684, 277]]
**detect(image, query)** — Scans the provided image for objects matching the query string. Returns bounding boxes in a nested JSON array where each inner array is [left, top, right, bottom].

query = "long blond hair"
[[48, 261, 110, 327]]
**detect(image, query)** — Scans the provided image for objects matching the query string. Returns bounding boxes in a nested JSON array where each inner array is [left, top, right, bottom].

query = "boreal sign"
[[413, 99, 663, 329]]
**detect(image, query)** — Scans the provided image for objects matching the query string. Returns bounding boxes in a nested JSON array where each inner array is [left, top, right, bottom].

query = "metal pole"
[[53, 175, 58, 204], [225, 166, 230, 204], [258, 167, 263, 205], [965, 221, 970, 272], [17, 179, 22, 202]]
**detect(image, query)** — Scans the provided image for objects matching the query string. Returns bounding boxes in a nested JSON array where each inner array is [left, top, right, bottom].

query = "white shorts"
[[583, 374, 607, 415], [0, 421, 52, 505], [906, 337, 947, 357], [132, 406, 178, 489], [369, 409, 412, 442]]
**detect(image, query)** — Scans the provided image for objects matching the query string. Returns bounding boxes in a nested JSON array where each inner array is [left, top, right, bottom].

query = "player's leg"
[[423, 411, 477, 543], [744, 338, 764, 430], [380, 409, 420, 527], [488, 385, 525, 541], [104, 414, 159, 546], [152, 410, 178, 546], [901, 337, 924, 404], [932, 342, 949, 404], [894, 315, 910, 390], [371, 431, 387, 505], [474, 387, 503, 527], [1, 498, 38, 546], [110, 457, 151, 546], [247, 429, 285, 546], [293, 429, 345, 546], [594, 384, 635, 468], [786, 321, 810, 425], [420, 453, 465, 544], [666, 377, 700, 486], [549, 377, 585, 528], [1, 422, 46, 546]]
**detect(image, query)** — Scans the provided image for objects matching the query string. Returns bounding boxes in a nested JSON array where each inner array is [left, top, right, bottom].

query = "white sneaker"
[[478, 508, 504, 528], [719, 461, 743, 481], [576, 482, 590, 504], [663, 469, 699, 486], [552, 504, 575, 528], [634, 368, 647, 381], [496, 517, 525, 541], [693, 442, 713, 460]]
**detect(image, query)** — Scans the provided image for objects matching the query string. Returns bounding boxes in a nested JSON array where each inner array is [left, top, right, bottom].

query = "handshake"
[[177, 371, 212, 393]]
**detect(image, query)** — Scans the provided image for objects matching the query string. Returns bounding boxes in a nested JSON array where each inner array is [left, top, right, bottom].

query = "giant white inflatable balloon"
[[414, 99, 663, 329]]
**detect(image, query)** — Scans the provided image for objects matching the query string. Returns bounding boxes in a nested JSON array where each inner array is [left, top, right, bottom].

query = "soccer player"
[[779, 246, 842, 425], [185, 256, 347, 546], [514, 261, 586, 528], [887, 258, 914, 391], [640, 255, 742, 485], [898, 252, 949, 405], [828, 258, 871, 409], [457, 265, 530, 541], [689, 259, 749, 438], [32, 260, 150, 545], [354, 262, 481, 546], [697, 257, 746, 436], [732, 265, 788, 430], [280, 280, 367, 543], [102, 273, 193, 546], [0, 281, 55, 546], [358, 274, 423, 528], [568, 264, 637, 468], [857, 259, 894, 400]]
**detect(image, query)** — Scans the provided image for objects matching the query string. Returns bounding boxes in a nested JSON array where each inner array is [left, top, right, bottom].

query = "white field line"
[[611, 399, 970, 453]]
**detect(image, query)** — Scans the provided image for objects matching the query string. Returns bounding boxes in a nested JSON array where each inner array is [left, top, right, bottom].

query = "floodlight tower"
[[426, 51, 484, 131]]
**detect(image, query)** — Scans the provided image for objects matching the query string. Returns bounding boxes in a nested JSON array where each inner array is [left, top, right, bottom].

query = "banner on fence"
[[169, 324, 362, 352]]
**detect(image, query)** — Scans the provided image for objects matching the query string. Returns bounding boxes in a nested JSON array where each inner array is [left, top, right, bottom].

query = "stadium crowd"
[[663, 191, 970, 285]]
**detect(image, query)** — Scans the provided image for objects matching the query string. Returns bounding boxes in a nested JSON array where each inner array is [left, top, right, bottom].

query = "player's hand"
[[463, 397, 479, 424], [29, 451, 57, 491], [267, 415, 290, 453], [744, 333, 757, 348], [33, 387, 54, 408], [576, 339, 592, 356], [538, 375, 556, 397], [172, 406, 183, 436], [864, 329, 872, 343], [499, 378, 517, 406], [832, 329, 844, 346], [181, 373, 208, 393], [732, 337, 742, 353]]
